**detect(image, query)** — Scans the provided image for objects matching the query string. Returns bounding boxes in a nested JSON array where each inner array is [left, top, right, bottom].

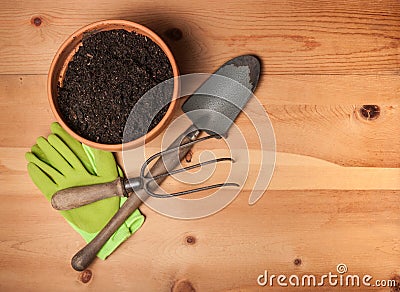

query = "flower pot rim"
[[48, 19, 179, 152]]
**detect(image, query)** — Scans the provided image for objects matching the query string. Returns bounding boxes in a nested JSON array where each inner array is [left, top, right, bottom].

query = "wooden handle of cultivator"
[[71, 124, 200, 271], [51, 178, 127, 210], [71, 191, 144, 271]]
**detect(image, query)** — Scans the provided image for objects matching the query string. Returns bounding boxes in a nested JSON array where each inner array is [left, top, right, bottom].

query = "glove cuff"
[[98, 209, 145, 260], [68, 209, 145, 260]]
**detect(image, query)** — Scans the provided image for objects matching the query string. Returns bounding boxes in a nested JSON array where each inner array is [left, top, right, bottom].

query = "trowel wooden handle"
[[51, 178, 127, 210], [71, 191, 145, 271]]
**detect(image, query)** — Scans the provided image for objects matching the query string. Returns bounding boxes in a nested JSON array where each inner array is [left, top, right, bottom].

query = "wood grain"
[[0, 190, 398, 291], [0, 0, 399, 74], [2, 75, 398, 167], [0, 0, 399, 291]]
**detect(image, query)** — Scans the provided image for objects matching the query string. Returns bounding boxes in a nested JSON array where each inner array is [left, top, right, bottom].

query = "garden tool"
[[51, 55, 261, 271], [25, 123, 144, 260]]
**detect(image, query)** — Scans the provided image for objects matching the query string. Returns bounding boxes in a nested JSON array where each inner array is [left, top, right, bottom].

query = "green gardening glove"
[[25, 122, 144, 259]]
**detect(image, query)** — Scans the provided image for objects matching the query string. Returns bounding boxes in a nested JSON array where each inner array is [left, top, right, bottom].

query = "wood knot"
[[31, 16, 42, 27], [359, 105, 380, 120], [185, 150, 193, 163], [171, 279, 196, 292], [164, 28, 183, 41], [185, 235, 196, 245], [293, 258, 302, 266], [78, 269, 92, 284]]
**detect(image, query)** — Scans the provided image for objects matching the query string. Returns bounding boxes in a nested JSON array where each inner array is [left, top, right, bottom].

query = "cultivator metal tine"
[[139, 133, 221, 179], [139, 134, 239, 198]]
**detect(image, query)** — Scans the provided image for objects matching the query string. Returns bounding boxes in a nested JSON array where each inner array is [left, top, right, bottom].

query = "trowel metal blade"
[[181, 55, 261, 137]]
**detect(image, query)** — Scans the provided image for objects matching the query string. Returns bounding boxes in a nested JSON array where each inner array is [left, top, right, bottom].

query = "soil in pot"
[[57, 29, 173, 145]]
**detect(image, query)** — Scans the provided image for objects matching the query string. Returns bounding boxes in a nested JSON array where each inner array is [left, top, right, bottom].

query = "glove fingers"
[[51, 122, 94, 174], [117, 165, 124, 177], [36, 137, 73, 174], [25, 152, 64, 182], [27, 162, 58, 199], [31, 144, 50, 165], [84, 146, 118, 178], [48, 134, 86, 172]]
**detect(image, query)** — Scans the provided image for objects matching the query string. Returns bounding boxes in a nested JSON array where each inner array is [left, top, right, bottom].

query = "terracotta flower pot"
[[48, 20, 179, 152]]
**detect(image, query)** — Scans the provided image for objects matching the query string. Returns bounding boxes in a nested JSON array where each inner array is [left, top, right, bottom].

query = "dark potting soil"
[[57, 29, 173, 144]]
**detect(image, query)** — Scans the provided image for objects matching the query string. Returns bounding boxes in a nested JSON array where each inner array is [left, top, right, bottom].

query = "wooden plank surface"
[[0, 0, 399, 291], [0, 0, 399, 75], [2, 75, 399, 167], [0, 190, 399, 291]]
